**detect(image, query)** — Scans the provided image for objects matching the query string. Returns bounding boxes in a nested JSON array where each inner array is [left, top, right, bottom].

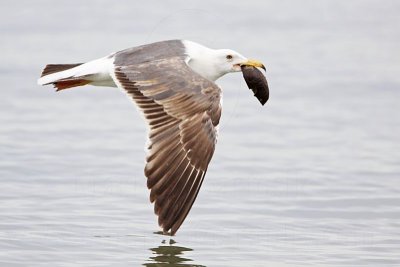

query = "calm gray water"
[[1, 0, 400, 266]]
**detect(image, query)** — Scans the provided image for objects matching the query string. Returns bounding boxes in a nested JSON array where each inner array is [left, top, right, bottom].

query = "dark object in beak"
[[241, 65, 269, 105]]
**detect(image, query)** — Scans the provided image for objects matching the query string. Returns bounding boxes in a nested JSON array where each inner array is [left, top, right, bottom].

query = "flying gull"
[[38, 40, 268, 235]]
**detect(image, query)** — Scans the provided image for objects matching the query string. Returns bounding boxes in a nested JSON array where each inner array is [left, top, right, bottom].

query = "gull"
[[38, 40, 266, 235]]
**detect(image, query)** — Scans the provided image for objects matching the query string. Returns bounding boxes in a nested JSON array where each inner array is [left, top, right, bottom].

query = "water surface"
[[1, 1, 400, 266]]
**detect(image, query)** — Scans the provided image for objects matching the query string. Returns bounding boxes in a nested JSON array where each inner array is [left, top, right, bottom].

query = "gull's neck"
[[182, 40, 226, 82]]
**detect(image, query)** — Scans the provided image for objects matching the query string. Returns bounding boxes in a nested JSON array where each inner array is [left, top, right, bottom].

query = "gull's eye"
[[226, 54, 233, 60]]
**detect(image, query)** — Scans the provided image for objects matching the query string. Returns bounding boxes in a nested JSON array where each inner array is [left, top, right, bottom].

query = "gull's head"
[[183, 40, 265, 81], [215, 49, 266, 74]]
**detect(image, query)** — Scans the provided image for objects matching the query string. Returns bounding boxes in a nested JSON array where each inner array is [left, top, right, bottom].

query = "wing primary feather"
[[146, 144, 185, 191], [155, 159, 193, 218], [165, 170, 204, 233], [171, 171, 206, 235], [150, 151, 187, 204], [157, 163, 195, 226]]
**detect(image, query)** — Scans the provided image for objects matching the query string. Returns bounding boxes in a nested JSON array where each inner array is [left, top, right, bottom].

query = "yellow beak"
[[241, 59, 266, 71]]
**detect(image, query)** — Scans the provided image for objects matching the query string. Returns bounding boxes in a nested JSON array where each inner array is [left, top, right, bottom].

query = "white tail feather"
[[38, 56, 116, 87]]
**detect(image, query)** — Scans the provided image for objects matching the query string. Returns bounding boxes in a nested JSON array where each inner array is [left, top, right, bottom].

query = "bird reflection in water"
[[143, 237, 205, 267]]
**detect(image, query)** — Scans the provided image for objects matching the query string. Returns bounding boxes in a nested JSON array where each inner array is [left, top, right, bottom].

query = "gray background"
[[1, 0, 399, 266]]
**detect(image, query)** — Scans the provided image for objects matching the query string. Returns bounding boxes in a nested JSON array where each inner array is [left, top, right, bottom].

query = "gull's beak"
[[241, 59, 266, 71]]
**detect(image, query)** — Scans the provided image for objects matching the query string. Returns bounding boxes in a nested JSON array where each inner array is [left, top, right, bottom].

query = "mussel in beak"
[[241, 65, 269, 106]]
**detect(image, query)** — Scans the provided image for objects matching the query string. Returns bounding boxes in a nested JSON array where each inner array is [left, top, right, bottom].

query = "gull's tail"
[[39, 63, 90, 91], [37, 56, 115, 91]]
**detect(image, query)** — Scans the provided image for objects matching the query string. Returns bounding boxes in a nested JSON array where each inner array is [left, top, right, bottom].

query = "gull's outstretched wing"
[[110, 41, 222, 235]]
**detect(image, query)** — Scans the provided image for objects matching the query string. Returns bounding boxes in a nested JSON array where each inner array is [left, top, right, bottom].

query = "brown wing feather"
[[40, 63, 83, 77], [113, 52, 221, 235]]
